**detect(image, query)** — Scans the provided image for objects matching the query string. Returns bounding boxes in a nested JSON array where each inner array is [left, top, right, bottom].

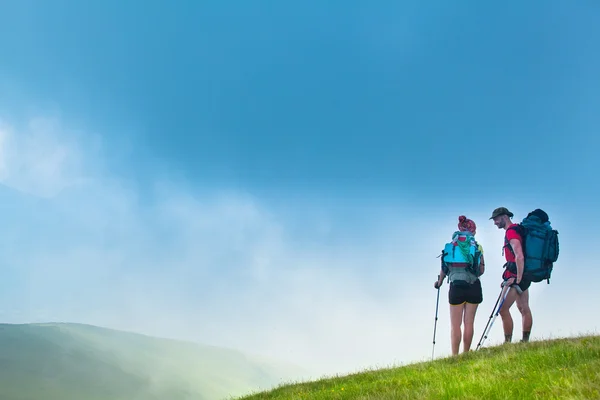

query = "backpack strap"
[[438, 249, 450, 279], [503, 225, 518, 257]]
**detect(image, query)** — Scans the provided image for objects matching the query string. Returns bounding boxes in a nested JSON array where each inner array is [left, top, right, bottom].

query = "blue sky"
[[1, 1, 599, 377]]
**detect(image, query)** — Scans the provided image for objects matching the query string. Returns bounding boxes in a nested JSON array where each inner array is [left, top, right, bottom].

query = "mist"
[[1, 115, 597, 380]]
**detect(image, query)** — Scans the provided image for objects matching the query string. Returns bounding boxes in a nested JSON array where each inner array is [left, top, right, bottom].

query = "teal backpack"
[[504, 209, 559, 284], [439, 231, 482, 284]]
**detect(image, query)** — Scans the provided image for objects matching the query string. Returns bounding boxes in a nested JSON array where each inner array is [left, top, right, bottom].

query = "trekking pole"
[[432, 275, 441, 360], [475, 287, 504, 351], [477, 283, 511, 350]]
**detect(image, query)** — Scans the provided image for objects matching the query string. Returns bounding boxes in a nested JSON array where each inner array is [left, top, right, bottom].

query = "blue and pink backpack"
[[439, 231, 483, 284]]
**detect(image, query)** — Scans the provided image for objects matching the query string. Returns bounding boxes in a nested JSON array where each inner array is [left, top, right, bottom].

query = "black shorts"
[[449, 279, 483, 305], [512, 278, 531, 293], [502, 267, 532, 292]]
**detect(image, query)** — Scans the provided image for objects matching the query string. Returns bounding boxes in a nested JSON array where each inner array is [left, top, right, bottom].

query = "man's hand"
[[502, 277, 516, 287], [434, 280, 442, 289]]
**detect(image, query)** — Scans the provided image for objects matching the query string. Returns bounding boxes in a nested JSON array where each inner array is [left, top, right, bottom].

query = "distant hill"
[[0, 322, 307, 400], [238, 335, 600, 399]]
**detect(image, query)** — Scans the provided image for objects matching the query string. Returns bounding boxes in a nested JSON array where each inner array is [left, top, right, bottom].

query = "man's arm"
[[509, 238, 525, 283]]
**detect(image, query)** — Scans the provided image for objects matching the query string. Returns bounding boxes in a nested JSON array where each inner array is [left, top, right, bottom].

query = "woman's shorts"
[[449, 279, 483, 305]]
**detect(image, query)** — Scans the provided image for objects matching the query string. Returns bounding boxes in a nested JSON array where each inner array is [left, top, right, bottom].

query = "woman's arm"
[[435, 269, 446, 288], [479, 253, 485, 276]]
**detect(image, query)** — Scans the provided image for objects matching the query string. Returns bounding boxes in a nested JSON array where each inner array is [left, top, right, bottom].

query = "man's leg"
[[499, 287, 518, 342], [449, 304, 464, 355], [462, 303, 478, 352], [516, 289, 532, 342]]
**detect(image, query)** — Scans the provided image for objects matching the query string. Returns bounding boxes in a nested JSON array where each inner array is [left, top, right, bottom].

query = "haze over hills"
[[0, 322, 309, 400]]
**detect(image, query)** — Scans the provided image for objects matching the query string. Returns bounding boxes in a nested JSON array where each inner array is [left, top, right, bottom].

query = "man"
[[489, 207, 533, 343]]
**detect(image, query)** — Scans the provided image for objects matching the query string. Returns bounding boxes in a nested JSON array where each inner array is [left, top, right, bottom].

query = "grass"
[[237, 335, 600, 400], [2, 323, 599, 399]]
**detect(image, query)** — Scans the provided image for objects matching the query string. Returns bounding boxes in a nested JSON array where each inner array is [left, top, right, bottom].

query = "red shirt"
[[504, 223, 522, 263]]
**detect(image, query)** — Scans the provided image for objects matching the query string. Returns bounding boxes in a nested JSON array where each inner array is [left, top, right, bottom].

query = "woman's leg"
[[450, 303, 465, 356], [462, 303, 479, 352]]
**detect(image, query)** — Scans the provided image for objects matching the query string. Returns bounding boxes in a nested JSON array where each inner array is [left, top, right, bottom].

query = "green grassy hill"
[[238, 335, 600, 399], [0, 322, 307, 400]]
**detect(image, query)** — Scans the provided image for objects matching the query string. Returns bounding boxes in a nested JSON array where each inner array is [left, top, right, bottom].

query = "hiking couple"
[[433, 207, 540, 356]]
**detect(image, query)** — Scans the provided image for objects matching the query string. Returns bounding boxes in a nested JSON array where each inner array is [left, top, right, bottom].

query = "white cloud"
[[0, 113, 597, 381], [0, 116, 94, 197]]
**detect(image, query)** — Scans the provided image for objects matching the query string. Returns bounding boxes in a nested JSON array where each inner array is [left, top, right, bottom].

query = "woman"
[[434, 215, 485, 355]]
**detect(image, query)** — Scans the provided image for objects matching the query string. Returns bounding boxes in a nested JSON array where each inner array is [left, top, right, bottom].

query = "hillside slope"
[[0, 322, 306, 400], [239, 335, 600, 399]]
